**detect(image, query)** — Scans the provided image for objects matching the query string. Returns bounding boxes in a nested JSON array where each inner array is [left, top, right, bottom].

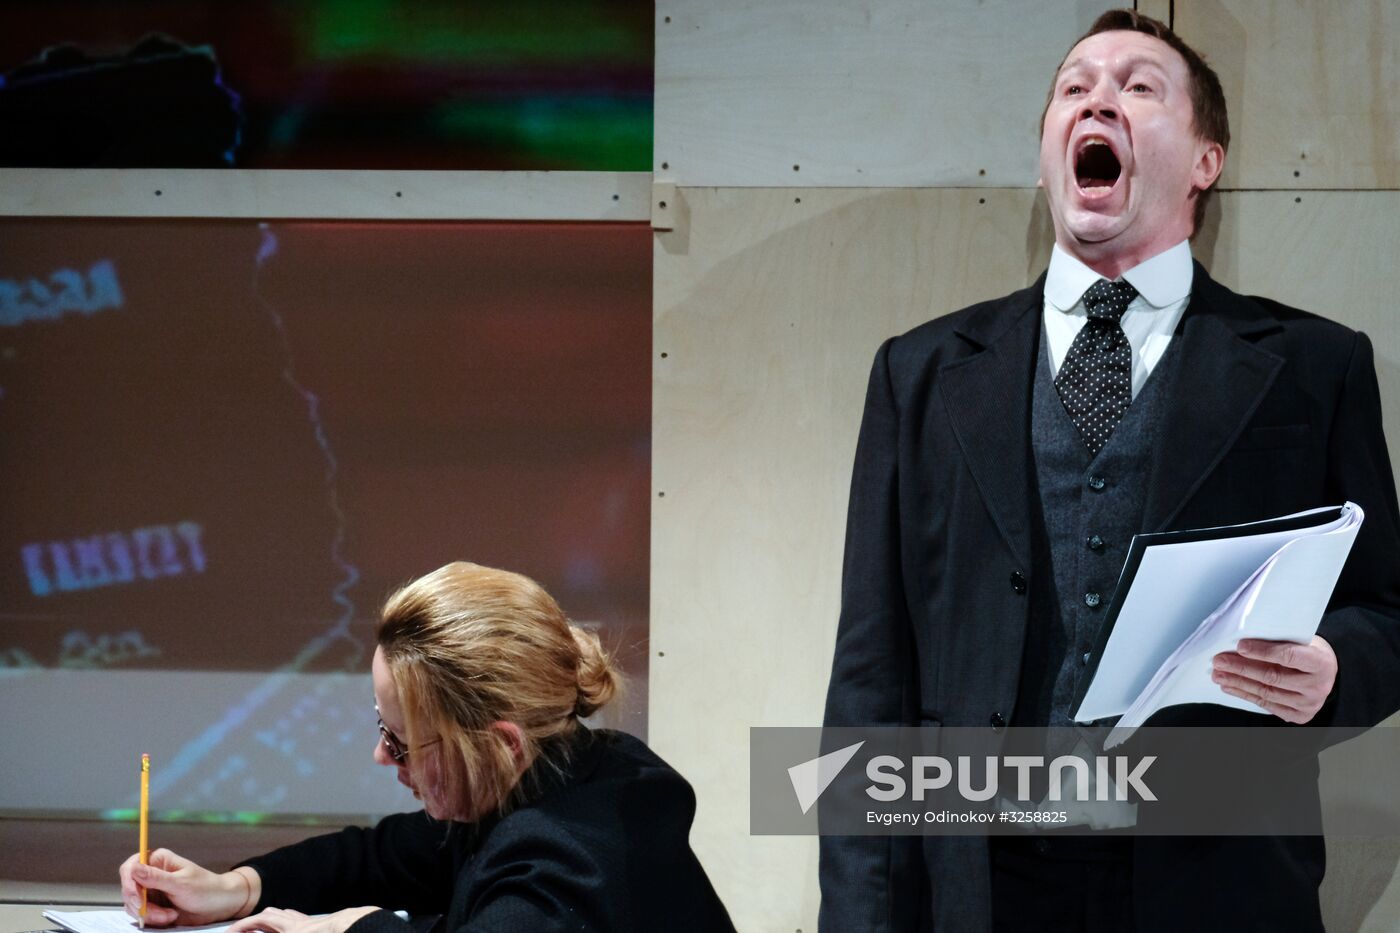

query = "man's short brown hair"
[[1043, 9, 1230, 236]]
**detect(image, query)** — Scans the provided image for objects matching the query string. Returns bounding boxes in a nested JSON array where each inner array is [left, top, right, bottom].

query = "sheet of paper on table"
[[42, 912, 230, 933]]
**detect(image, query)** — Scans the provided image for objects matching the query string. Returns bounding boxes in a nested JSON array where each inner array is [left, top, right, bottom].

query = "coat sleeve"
[[1315, 330, 1400, 727], [239, 811, 460, 916], [446, 807, 736, 933], [819, 338, 925, 932], [446, 827, 612, 933]]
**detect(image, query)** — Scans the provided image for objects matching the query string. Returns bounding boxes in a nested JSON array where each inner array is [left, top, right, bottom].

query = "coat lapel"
[[1141, 263, 1285, 532], [938, 280, 1044, 570], [936, 264, 1284, 562]]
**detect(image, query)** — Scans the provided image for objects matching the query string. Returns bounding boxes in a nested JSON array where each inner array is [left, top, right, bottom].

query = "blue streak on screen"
[[149, 226, 364, 802]]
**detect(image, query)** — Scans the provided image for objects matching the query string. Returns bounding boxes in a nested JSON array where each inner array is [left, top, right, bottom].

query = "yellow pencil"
[[139, 753, 150, 930]]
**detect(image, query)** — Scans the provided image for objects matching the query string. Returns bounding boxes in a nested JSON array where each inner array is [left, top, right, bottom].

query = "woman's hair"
[[376, 561, 622, 818]]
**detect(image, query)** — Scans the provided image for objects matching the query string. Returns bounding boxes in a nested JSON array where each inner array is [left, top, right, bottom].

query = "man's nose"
[[1079, 86, 1119, 122], [373, 737, 394, 766], [1081, 105, 1118, 122]]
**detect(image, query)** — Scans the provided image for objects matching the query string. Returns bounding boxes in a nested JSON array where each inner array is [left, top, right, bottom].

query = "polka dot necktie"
[[1054, 277, 1138, 455]]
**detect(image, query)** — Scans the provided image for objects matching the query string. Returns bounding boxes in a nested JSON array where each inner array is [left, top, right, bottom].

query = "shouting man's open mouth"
[[1075, 135, 1123, 197]]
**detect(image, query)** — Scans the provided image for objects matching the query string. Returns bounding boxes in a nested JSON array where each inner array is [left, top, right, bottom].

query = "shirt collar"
[[1044, 240, 1194, 311]]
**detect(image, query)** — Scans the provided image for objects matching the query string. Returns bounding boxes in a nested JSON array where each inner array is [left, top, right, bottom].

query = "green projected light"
[[311, 0, 650, 65], [435, 96, 650, 170], [101, 808, 331, 825]]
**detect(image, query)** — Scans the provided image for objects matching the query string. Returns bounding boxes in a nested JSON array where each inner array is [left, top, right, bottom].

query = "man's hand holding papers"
[[1212, 635, 1339, 724], [1073, 502, 1364, 747]]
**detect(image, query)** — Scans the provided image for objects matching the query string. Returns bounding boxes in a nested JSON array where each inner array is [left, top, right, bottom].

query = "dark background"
[[0, 0, 653, 169]]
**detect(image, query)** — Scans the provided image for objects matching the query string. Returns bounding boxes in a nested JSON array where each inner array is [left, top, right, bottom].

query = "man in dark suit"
[[820, 9, 1400, 932]]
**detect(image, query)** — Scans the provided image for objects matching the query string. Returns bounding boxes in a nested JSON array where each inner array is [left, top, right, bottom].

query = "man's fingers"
[[1212, 653, 1312, 693], [1215, 636, 1337, 724], [1212, 669, 1307, 710], [1235, 639, 1320, 672], [1218, 684, 1309, 724]]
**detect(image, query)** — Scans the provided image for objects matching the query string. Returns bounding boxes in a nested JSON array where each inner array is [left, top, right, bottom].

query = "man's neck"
[[1056, 232, 1190, 281], [1045, 241, 1193, 314]]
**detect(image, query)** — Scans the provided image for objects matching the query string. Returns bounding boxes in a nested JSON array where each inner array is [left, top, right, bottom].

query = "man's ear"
[[491, 721, 526, 764], [1192, 140, 1225, 193]]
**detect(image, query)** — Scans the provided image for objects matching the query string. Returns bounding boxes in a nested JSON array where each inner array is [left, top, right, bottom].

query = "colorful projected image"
[[0, 0, 652, 169], [0, 218, 650, 816]]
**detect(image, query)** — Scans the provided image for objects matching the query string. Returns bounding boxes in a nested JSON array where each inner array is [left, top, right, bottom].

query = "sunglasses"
[[375, 705, 441, 764]]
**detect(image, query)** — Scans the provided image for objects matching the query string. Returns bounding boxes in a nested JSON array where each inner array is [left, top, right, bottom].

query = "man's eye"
[[1129, 83, 1152, 93], [1065, 85, 1084, 95]]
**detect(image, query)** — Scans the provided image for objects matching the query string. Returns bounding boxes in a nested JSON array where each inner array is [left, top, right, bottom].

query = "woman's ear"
[[491, 720, 526, 764]]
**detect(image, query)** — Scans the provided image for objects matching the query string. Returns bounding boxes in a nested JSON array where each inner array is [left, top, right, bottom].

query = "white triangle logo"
[[787, 741, 865, 815]]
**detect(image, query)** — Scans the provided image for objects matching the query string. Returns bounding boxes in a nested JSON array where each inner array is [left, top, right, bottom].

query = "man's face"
[[1038, 30, 1222, 269]]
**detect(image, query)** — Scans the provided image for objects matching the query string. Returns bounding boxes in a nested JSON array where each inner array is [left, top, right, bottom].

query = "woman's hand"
[[229, 907, 381, 933], [119, 849, 260, 927]]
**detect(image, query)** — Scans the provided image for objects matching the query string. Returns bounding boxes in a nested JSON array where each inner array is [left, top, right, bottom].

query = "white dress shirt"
[[1042, 240, 1194, 398]]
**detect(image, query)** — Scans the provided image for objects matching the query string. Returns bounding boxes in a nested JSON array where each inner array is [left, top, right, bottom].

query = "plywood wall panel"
[[654, 1, 1115, 187], [651, 187, 1047, 928], [0, 170, 651, 220], [1175, 1, 1400, 189], [1136, 0, 1172, 23]]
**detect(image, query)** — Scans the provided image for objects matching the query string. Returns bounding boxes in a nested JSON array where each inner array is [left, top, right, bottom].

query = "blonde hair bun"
[[571, 624, 620, 718], [377, 562, 628, 817]]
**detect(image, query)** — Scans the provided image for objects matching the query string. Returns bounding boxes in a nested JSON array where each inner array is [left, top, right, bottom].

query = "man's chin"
[[1063, 211, 1129, 247]]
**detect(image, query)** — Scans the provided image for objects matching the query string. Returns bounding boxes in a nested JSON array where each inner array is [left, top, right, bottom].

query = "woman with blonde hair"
[[120, 562, 734, 932]]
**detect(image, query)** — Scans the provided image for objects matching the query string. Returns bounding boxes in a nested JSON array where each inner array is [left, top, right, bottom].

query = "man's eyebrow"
[[1118, 55, 1170, 74], [1056, 54, 1171, 78]]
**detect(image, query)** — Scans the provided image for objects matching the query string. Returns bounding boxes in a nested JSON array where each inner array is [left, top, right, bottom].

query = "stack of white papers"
[[1072, 503, 1363, 747], [43, 912, 230, 933]]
